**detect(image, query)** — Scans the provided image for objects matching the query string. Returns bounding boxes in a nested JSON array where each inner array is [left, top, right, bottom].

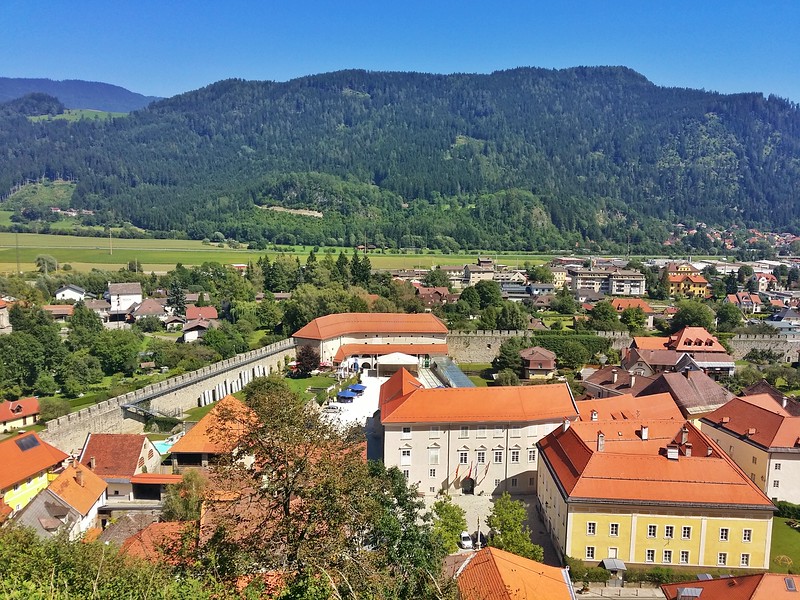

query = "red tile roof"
[[121, 521, 192, 564], [129, 473, 183, 485], [380, 368, 578, 424], [0, 432, 68, 492], [334, 343, 448, 363], [457, 547, 573, 600], [611, 298, 653, 313], [701, 394, 800, 450], [662, 573, 800, 600], [577, 392, 683, 422], [48, 462, 107, 516], [169, 395, 256, 455], [0, 397, 39, 423], [667, 327, 727, 353], [538, 419, 773, 509], [293, 312, 447, 340], [185, 304, 218, 320], [42, 304, 74, 317], [79, 434, 151, 479], [632, 336, 670, 350]]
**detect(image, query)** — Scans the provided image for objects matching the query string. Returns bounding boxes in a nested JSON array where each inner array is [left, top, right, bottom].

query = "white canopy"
[[377, 352, 419, 366]]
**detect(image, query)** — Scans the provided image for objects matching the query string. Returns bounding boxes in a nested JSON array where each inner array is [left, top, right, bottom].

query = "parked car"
[[322, 404, 343, 413], [458, 531, 473, 550]]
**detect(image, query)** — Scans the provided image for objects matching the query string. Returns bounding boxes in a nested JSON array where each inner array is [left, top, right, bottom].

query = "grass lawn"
[[29, 109, 127, 122], [183, 402, 217, 421], [285, 373, 337, 401], [0, 211, 13, 227], [457, 363, 492, 372], [468, 375, 489, 387], [771, 518, 800, 573]]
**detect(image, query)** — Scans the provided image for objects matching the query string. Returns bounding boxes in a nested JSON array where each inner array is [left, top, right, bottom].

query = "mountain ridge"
[[0, 77, 161, 112]]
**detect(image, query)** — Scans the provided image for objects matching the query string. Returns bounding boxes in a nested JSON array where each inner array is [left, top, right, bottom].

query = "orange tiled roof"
[[130, 473, 183, 485], [0, 397, 39, 422], [538, 419, 773, 509], [293, 312, 447, 340], [185, 304, 218, 320], [48, 463, 107, 516], [0, 432, 68, 492], [121, 521, 191, 564], [577, 392, 683, 422], [662, 573, 800, 600], [457, 547, 573, 600], [334, 342, 448, 363], [702, 394, 800, 449], [667, 326, 726, 353], [169, 395, 256, 455], [79, 433, 151, 479], [632, 336, 669, 350], [611, 298, 653, 313], [380, 368, 578, 424]]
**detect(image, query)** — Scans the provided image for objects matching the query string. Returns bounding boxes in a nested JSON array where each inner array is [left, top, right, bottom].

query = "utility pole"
[[109, 230, 113, 256], [15, 230, 20, 275]]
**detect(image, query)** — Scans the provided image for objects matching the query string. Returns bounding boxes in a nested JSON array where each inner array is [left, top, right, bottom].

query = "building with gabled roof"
[[0, 432, 68, 513], [54, 284, 86, 302], [537, 419, 774, 570], [379, 368, 578, 497], [185, 304, 218, 321], [662, 573, 800, 600], [632, 336, 670, 350], [667, 273, 709, 297], [638, 370, 734, 419], [106, 282, 143, 315], [519, 346, 557, 379], [121, 521, 193, 565], [0, 397, 39, 432], [667, 327, 727, 353], [582, 366, 655, 398], [130, 298, 167, 321], [701, 394, 800, 503], [456, 546, 575, 600], [79, 433, 162, 501], [622, 347, 682, 377], [577, 392, 683, 422], [726, 292, 763, 314]]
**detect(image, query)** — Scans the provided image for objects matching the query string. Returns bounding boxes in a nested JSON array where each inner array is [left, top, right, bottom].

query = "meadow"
[[29, 109, 127, 122]]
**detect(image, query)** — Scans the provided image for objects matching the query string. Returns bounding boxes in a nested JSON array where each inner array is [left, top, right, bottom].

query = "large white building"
[[378, 369, 579, 496]]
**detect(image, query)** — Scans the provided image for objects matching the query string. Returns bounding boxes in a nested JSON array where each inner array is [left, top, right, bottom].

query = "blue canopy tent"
[[348, 384, 366, 394], [337, 390, 357, 403]]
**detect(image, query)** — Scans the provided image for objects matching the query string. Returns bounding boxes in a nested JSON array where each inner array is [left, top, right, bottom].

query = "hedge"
[[527, 334, 612, 358]]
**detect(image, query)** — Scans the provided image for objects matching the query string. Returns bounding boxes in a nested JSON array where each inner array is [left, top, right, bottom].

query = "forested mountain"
[[0, 67, 798, 252], [0, 77, 160, 112]]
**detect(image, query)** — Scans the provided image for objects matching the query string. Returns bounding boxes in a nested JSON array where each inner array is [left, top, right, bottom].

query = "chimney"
[[666, 444, 679, 460], [590, 410, 598, 422], [783, 397, 789, 409], [562, 418, 571, 433], [640, 425, 649, 441], [89, 456, 96, 470], [680, 426, 689, 445], [707, 446, 713, 457], [684, 442, 692, 457], [611, 369, 618, 384], [629, 373, 636, 388], [75, 467, 84, 487], [597, 431, 605, 452]]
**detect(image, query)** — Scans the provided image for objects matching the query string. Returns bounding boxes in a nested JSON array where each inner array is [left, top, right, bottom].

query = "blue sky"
[[2, 0, 798, 101]]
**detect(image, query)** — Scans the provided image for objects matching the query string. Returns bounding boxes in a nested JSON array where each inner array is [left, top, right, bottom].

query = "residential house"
[[79, 434, 162, 501], [569, 268, 646, 296], [464, 264, 495, 286], [582, 366, 655, 398], [54, 284, 86, 302], [550, 267, 568, 289], [527, 282, 556, 296], [500, 283, 532, 303], [667, 273, 709, 298], [0, 432, 68, 513], [293, 312, 448, 368], [664, 262, 699, 277], [0, 299, 10, 334], [438, 265, 468, 289], [415, 286, 455, 308], [577, 392, 683, 422], [186, 304, 219, 321], [611, 298, 655, 328], [637, 371, 734, 420], [575, 289, 606, 303], [751, 273, 779, 293], [743, 380, 800, 416], [538, 419, 774, 569], [182, 319, 215, 343], [0, 397, 40, 432], [667, 327, 728, 354], [84, 299, 111, 322], [725, 292, 763, 314], [675, 352, 736, 380], [456, 547, 575, 600], [42, 304, 74, 321], [662, 573, 800, 599], [621, 348, 682, 377], [379, 368, 579, 496], [519, 346, 557, 379], [701, 394, 800, 503], [106, 282, 143, 316], [14, 460, 106, 540], [493, 270, 527, 286], [130, 298, 167, 321]]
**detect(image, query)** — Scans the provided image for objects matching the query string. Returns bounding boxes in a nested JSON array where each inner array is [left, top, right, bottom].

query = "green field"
[[771, 518, 800, 573], [29, 109, 127, 122]]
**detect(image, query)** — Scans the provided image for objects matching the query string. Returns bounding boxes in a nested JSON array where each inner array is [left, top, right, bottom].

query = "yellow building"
[[537, 419, 774, 570], [0, 432, 68, 515]]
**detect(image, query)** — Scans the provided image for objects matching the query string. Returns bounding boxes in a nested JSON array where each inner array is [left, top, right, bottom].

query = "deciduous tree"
[[486, 492, 544, 561]]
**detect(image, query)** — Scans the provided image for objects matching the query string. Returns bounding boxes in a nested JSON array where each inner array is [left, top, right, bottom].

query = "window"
[[680, 551, 689, 565], [719, 528, 729, 542], [511, 450, 520, 464], [774, 480, 781, 488], [681, 526, 692, 540], [529, 477, 535, 486], [459, 426, 469, 439], [717, 552, 727, 566], [429, 487, 435, 493], [428, 448, 439, 465], [528, 448, 537, 463], [477, 450, 486, 464], [664, 525, 674, 539], [402, 469, 410, 479], [429, 426, 441, 439], [477, 426, 487, 439], [647, 525, 657, 538], [510, 426, 521, 438], [663, 550, 672, 564], [494, 426, 504, 438], [775, 463, 782, 470], [400, 449, 411, 466], [587, 522, 597, 536], [740, 553, 750, 567], [494, 478, 501, 487], [402, 426, 411, 439], [752, 456, 757, 464], [494, 450, 503, 463], [743, 529, 752, 543], [137, 457, 145, 468], [459, 451, 468, 465], [429, 468, 436, 478], [147, 449, 154, 460], [585, 546, 595, 560], [609, 523, 619, 537], [646, 549, 655, 563], [511, 478, 518, 487]]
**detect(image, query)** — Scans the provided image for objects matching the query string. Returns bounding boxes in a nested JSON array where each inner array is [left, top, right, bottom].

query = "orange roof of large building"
[[380, 368, 578, 424], [701, 394, 800, 450], [662, 573, 800, 599], [169, 395, 256, 455], [0, 397, 39, 422], [611, 298, 653, 313], [47, 462, 107, 516], [0, 432, 68, 492], [457, 547, 573, 600], [667, 274, 708, 285], [667, 327, 727, 353], [577, 392, 682, 422], [79, 433, 151, 479], [334, 342, 448, 363], [538, 419, 773, 509], [632, 336, 670, 350], [293, 312, 448, 340]]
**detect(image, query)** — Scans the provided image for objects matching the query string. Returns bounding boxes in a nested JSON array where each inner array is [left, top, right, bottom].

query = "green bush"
[[777, 500, 800, 519]]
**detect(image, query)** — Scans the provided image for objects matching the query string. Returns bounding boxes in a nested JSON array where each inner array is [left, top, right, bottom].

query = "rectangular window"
[[477, 450, 486, 464], [680, 551, 689, 565], [681, 526, 692, 540], [511, 478, 518, 487], [529, 477, 535, 486], [459, 426, 469, 439], [752, 456, 757, 464], [494, 478, 501, 487], [494, 426, 504, 438], [740, 553, 750, 567], [774, 480, 781, 488], [647, 525, 657, 538], [400, 449, 411, 466], [646, 549, 655, 563], [401, 426, 411, 440], [719, 528, 729, 542], [477, 426, 487, 439], [665, 525, 674, 539], [717, 552, 727, 566], [429, 468, 436, 478], [743, 529, 752, 543], [429, 426, 441, 439], [494, 450, 503, 463], [609, 523, 619, 537], [775, 463, 782, 470], [528, 448, 536, 463], [587, 522, 597, 536], [459, 451, 468, 465], [510, 426, 521, 438], [663, 550, 672, 564], [511, 450, 520, 464], [402, 469, 410, 479], [585, 546, 595, 560], [429, 486, 435, 493], [428, 448, 439, 465]]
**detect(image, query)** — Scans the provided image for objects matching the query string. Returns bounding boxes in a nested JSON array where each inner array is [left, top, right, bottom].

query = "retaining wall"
[[728, 333, 800, 361], [41, 339, 296, 453]]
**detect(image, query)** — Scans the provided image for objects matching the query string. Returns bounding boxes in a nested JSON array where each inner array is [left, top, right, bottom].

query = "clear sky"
[[2, 0, 798, 101]]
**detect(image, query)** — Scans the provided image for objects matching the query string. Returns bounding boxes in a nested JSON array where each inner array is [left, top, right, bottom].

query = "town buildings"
[[78, 434, 163, 501], [0, 432, 68, 514], [0, 397, 40, 432], [568, 268, 646, 296]]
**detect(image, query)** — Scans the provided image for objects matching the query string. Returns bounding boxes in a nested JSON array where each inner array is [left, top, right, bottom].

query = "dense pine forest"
[[1, 67, 799, 252]]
